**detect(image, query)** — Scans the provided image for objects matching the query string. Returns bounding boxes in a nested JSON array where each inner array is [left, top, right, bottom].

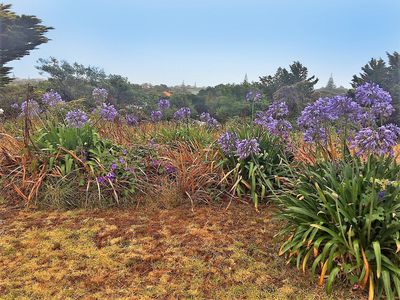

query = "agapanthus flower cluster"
[[351, 124, 400, 157], [65, 109, 88, 128], [235, 138, 260, 160], [297, 97, 338, 143], [42, 90, 64, 106], [217, 131, 238, 154], [255, 102, 292, 139], [158, 98, 170, 110], [96, 171, 116, 184], [99, 103, 118, 121], [126, 114, 139, 126], [266, 101, 289, 119], [11, 103, 19, 109], [245, 90, 262, 102], [200, 112, 219, 129], [355, 82, 394, 122], [150, 110, 163, 122], [92, 88, 108, 103], [329, 95, 362, 121], [173, 107, 191, 120], [20, 99, 40, 117]]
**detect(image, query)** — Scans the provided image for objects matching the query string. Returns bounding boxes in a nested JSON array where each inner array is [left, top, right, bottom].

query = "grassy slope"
[[0, 202, 365, 300]]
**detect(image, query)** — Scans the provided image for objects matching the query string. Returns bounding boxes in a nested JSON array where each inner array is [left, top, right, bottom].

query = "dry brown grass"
[[0, 202, 366, 300]]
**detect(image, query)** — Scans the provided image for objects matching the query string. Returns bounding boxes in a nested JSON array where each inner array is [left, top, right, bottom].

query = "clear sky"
[[5, 0, 400, 88]]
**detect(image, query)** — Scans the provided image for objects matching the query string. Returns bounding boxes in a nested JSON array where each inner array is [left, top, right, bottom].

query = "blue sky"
[[6, 0, 400, 87]]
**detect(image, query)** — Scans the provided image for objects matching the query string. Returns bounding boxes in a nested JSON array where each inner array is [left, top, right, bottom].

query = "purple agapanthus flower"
[[20, 99, 40, 117], [173, 107, 191, 120], [236, 138, 260, 160], [355, 83, 394, 122], [351, 123, 400, 156], [200, 112, 219, 129], [42, 90, 64, 106], [165, 165, 177, 174], [150, 110, 163, 122], [65, 109, 88, 128], [99, 103, 118, 121], [97, 171, 116, 184], [158, 98, 170, 110], [245, 90, 262, 102], [255, 102, 292, 139], [11, 103, 19, 109], [92, 88, 108, 104], [218, 132, 238, 155], [126, 114, 139, 126], [266, 101, 289, 119]]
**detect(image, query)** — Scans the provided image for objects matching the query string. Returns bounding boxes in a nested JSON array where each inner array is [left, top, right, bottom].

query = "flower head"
[[158, 98, 170, 110], [11, 103, 19, 109], [200, 112, 219, 129], [351, 124, 400, 156], [42, 90, 64, 106], [99, 103, 118, 121], [355, 82, 393, 122], [92, 88, 108, 104], [173, 107, 191, 120], [65, 109, 88, 128], [20, 99, 40, 117], [217, 132, 238, 155], [245, 90, 262, 102], [150, 110, 163, 122], [126, 114, 139, 126], [236, 138, 260, 159], [266, 101, 289, 119]]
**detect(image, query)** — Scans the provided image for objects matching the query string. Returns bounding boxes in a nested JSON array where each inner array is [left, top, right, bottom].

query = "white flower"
[[0, 108, 4, 115]]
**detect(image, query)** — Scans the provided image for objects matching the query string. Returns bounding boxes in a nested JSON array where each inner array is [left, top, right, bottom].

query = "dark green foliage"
[[258, 61, 319, 99], [0, 4, 52, 86], [220, 125, 292, 208], [277, 156, 400, 298]]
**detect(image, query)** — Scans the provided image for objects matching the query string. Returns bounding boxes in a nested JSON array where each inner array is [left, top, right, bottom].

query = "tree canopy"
[[0, 4, 52, 86]]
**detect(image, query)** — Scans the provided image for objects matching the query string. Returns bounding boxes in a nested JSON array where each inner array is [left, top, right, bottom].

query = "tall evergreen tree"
[[325, 74, 336, 90], [0, 4, 52, 86]]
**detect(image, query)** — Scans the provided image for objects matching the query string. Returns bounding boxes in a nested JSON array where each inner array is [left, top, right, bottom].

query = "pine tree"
[[325, 74, 336, 90], [243, 73, 248, 84], [0, 4, 53, 86]]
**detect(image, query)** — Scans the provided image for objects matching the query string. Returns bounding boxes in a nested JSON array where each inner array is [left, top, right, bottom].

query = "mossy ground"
[[0, 201, 366, 299]]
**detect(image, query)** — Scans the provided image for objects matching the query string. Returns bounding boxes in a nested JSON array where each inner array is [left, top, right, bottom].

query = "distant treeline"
[[1, 52, 399, 123]]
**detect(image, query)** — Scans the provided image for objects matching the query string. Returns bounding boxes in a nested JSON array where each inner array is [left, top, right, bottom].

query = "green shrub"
[[277, 156, 400, 299], [220, 125, 293, 208]]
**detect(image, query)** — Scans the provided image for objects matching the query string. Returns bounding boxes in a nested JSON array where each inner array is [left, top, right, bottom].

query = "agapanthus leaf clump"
[[351, 124, 400, 157], [42, 90, 64, 106], [65, 109, 88, 128]]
